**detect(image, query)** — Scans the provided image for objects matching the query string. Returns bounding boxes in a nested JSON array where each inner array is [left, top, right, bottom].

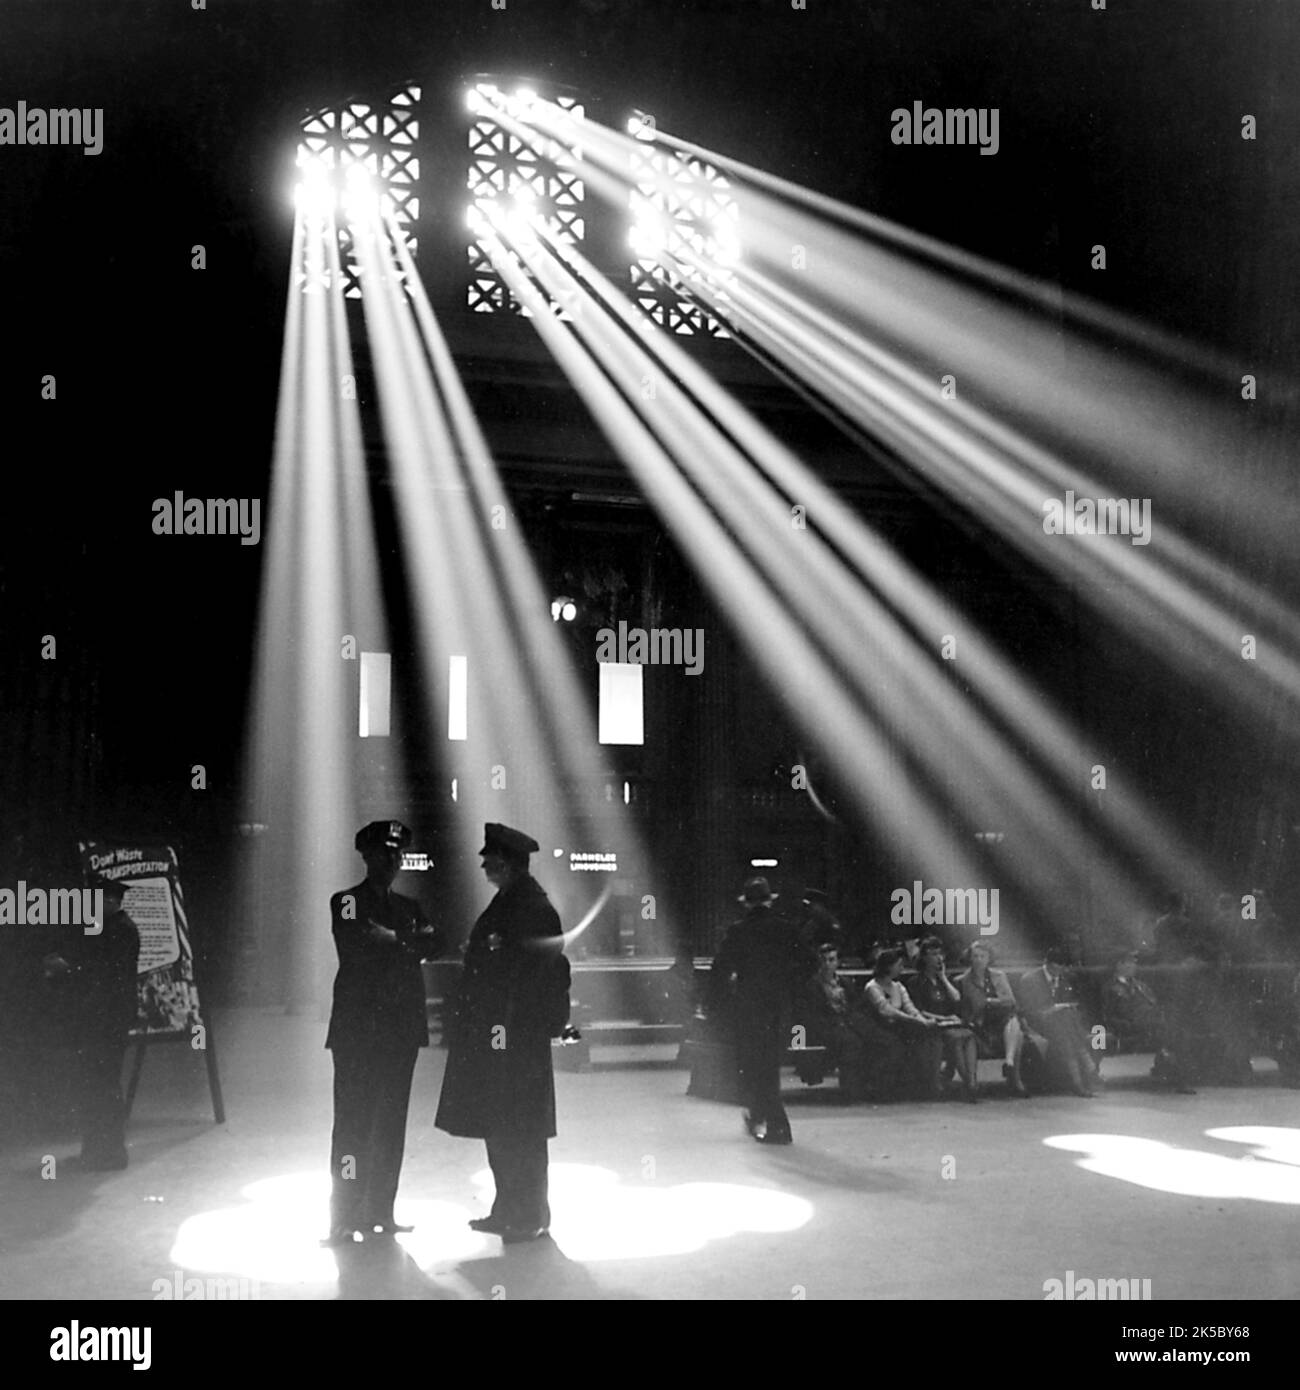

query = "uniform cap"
[[355, 820, 412, 852], [480, 822, 540, 859]]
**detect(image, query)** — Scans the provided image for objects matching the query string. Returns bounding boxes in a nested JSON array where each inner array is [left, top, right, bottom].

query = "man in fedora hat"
[[436, 823, 569, 1243], [324, 820, 439, 1246], [710, 876, 805, 1144]]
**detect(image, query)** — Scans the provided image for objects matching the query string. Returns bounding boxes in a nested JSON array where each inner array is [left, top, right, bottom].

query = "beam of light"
[[470, 203, 997, 909], [239, 185, 400, 1016], [555, 104, 1300, 768], [383, 207, 650, 927], [489, 92, 1292, 911], [471, 187, 1220, 935], [340, 201, 650, 944], [1043, 1132, 1300, 1204]]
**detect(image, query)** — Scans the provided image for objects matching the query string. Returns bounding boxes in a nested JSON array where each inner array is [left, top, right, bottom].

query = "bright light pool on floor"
[[1043, 1128, 1300, 1203], [168, 1164, 814, 1283]]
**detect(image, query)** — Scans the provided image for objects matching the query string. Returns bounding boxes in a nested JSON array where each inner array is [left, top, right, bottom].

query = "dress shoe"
[[743, 1112, 762, 1140], [320, 1229, 360, 1248], [963, 1086, 980, 1104], [758, 1128, 793, 1145], [468, 1216, 508, 1234], [500, 1226, 549, 1244]]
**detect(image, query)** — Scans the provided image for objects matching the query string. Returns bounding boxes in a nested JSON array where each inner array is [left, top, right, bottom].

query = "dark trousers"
[[329, 1046, 418, 1232], [737, 1014, 789, 1135], [77, 1042, 128, 1161], [485, 1135, 550, 1230]]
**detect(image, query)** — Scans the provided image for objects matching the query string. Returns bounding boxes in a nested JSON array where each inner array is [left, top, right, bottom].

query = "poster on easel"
[[78, 840, 204, 1041]]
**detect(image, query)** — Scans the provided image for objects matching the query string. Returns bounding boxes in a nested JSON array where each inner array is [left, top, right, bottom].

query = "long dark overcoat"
[[325, 880, 431, 1052], [435, 873, 563, 1140]]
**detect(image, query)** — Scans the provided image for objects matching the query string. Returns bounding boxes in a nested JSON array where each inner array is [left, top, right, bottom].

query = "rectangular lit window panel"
[[598, 662, 644, 745], [448, 654, 468, 741], [296, 83, 421, 298], [466, 84, 585, 316], [629, 122, 737, 337], [359, 651, 392, 738]]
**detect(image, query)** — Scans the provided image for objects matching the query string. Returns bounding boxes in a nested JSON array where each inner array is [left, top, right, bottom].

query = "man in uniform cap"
[[436, 822, 569, 1242], [324, 820, 440, 1245]]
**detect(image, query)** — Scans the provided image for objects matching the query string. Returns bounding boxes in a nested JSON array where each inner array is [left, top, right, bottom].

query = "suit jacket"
[[955, 966, 1017, 1025], [710, 906, 806, 1020], [435, 873, 565, 1140], [325, 879, 435, 1052], [1014, 965, 1078, 1029]]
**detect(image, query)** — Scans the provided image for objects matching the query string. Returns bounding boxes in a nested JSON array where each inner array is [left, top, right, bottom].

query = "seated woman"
[[859, 948, 944, 1100], [955, 940, 1028, 1097], [907, 937, 980, 1102]]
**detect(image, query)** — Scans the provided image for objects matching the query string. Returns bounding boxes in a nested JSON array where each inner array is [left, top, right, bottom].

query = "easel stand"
[[123, 1019, 225, 1124]]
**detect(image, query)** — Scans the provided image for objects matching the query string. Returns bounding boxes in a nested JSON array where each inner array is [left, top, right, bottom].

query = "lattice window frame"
[[466, 86, 586, 318], [628, 134, 738, 338], [296, 84, 421, 299]]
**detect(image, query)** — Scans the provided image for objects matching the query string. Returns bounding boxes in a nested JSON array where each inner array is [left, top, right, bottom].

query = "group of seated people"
[[778, 936, 1278, 1103], [793, 938, 1040, 1103]]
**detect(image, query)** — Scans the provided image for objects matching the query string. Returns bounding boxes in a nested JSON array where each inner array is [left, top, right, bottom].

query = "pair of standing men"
[[324, 819, 566, 1246]]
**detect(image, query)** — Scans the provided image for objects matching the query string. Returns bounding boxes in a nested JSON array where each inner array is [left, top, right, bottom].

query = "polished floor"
[[2, 1008, 1297, 1301]]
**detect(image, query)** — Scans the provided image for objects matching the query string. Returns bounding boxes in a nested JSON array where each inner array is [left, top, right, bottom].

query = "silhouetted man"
[[324, 820, 438, 1246], [436, 823, 569, 1243], [711, 877, 804, 1144]]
